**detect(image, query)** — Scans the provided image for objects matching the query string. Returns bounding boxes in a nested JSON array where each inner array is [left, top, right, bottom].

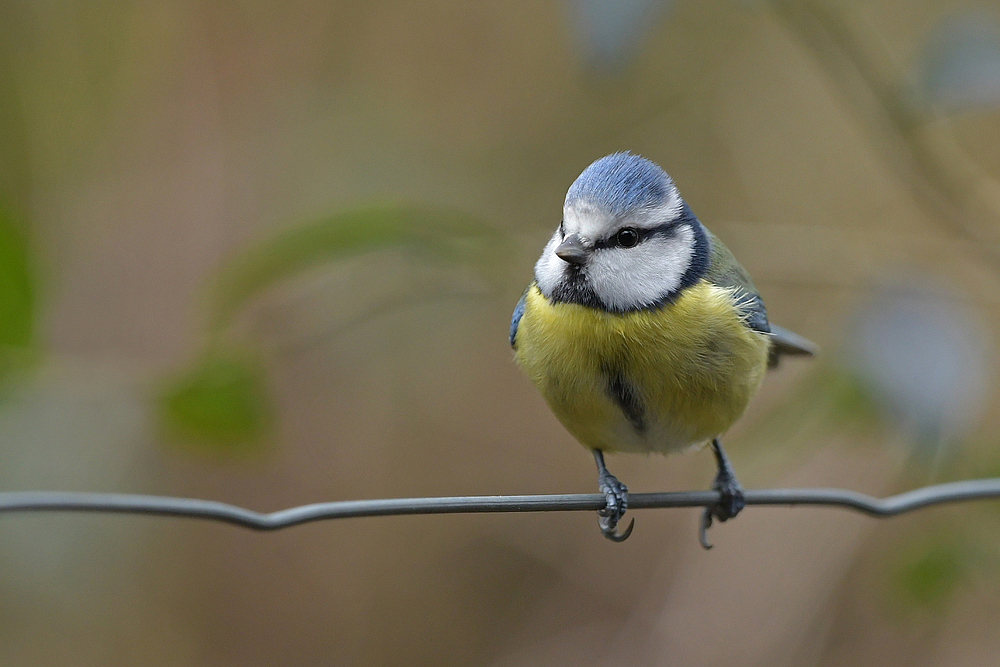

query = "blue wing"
[[510, 287, 529, 349]]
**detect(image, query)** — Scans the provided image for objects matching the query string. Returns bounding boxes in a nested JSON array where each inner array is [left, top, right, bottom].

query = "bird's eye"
[[615, 228, 640, 248]]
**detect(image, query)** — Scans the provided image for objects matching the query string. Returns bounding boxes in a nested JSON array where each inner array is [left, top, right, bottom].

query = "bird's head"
[[534, 152, 708, 313]]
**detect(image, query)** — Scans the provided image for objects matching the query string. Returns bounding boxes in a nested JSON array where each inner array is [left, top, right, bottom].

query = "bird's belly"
[[515, 283, 769, 455]]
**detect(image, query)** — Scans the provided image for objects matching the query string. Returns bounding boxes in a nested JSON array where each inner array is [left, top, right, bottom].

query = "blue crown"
[[565, 153, 674, 217]]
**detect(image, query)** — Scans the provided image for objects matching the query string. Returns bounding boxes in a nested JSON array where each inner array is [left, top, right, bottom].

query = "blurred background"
[[1, 1, 1000, 664]]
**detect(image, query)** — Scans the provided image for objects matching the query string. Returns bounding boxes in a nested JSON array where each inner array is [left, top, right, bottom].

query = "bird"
[[509, 152, 816, 546]]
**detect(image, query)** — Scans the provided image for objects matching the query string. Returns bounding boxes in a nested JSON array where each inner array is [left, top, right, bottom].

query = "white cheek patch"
[[535, 188, 692, 309], [587, 225, 695, 311], [533, 231, 565, 297]]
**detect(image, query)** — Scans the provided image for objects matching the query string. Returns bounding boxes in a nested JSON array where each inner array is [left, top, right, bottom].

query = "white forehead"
[[563, 195, 682, 240]]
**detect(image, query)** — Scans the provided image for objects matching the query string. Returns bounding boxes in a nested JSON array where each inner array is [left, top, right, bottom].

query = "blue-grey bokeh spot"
[[847, 281, 990, 455], [564, 0, 674, 70], [914, 11, 1000, 113]]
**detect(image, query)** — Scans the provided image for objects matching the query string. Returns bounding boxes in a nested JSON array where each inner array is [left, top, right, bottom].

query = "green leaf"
[[208, 203, 505, 331], [827, 370, 882, 425], [0, 206, 33, 350], [164, 203, 504, 453], [159, 353, 271, 450], [892, 545, 965, 608], [0, 205, 36, 390]]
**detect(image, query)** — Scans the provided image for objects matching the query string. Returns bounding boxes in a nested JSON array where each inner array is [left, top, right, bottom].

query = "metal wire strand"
[[1, 478, 999, 531]]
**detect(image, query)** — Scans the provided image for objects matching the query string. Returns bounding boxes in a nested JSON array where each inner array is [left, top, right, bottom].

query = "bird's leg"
[[699, 438, 745, 549], [593, 449, 634, 542]]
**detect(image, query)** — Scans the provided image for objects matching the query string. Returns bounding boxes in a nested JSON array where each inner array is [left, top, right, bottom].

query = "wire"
[[1, 478, 998, 531]]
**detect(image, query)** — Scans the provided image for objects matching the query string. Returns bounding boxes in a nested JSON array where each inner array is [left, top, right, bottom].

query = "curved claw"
[[699, 508, 714, 550], [698, 439, 745, 549], [600, 516, 635, 542], [592, 450, 632, 543]]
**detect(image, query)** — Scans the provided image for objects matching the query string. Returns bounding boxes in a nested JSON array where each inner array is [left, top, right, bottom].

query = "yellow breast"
[[514, 282, 770, 454]]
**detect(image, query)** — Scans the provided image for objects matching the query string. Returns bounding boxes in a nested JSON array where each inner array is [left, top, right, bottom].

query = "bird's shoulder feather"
[[510, 286, 529, 348], [702, 229, 770, 335], [700, 229, 818, 365]]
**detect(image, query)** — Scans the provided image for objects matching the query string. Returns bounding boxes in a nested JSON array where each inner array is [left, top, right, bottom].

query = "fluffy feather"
[[514, 282, 770, 454]]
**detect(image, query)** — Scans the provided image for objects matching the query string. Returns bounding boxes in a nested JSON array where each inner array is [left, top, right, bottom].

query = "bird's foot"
[[597, 470, 634, 542], [699, 439, 745, 549], [709, 466, 746, 522]]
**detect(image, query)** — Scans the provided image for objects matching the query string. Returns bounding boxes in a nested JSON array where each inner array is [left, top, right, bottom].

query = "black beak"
[[555, 234, 589, 265]]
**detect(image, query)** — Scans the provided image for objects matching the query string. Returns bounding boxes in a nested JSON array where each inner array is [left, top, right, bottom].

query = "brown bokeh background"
[[2, 1, 1000, 665]]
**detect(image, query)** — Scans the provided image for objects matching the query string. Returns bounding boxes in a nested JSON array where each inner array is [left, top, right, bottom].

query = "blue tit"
[[509, 152, 815, 545]]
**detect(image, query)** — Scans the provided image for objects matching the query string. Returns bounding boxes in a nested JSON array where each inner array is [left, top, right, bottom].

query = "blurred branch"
[[771, 0, 1000, 269], [1, 478, 999, 530], [207, 204, 506, 334]]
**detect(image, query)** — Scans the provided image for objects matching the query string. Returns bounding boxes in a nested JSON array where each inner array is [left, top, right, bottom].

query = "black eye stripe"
[[593, 222, 678, 250]]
